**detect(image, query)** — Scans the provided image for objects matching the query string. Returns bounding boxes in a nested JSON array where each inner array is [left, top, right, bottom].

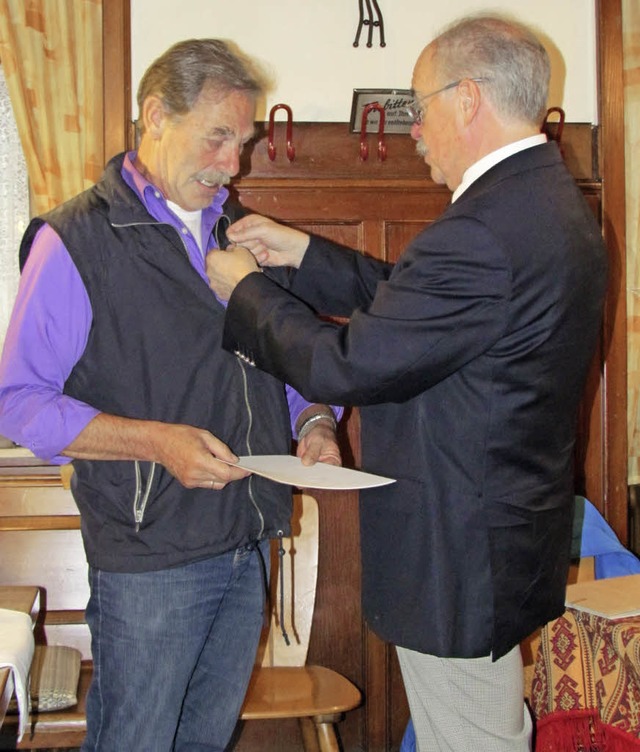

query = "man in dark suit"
[[206, 14, 608, 751]]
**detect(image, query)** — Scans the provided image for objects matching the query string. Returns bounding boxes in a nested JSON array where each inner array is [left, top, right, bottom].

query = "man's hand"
[[294, 406, 342, 468], [206, 244, 260, 301], [62, 414, 251, 491], [226, 214, 310, 268], [296, 422, 342, 467], [152, 423, 251, 490]]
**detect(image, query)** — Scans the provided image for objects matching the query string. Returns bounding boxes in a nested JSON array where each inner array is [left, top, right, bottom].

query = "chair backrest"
[[258, 492, 319, 668], [0, 484, 90, 658]]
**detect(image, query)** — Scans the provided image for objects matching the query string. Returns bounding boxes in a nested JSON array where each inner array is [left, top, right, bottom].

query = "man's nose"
[[410, 121, 422, 140], [217, 143, 241, 177]]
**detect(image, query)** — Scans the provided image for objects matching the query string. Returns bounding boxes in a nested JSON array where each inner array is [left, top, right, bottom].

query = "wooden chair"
[[239, 493, 362, 751], [0, 490, 361, 750]]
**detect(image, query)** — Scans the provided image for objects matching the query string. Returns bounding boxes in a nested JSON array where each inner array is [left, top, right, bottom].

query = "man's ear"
[[458, 79, 481, 124], [141, 95, 168, 138]]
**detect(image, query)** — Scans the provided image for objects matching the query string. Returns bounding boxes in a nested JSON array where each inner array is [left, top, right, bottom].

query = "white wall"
[[130, 0, 597, 124]]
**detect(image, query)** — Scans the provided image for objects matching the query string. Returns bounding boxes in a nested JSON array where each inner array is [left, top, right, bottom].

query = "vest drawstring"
[[277, 530, 291, 646]]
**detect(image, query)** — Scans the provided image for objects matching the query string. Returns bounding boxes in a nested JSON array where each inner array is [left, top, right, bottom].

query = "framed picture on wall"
[[349, 89, 414, 134]]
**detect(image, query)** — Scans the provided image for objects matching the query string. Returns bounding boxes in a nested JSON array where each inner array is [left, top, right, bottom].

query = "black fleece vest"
[[20, 154, 292, 572]]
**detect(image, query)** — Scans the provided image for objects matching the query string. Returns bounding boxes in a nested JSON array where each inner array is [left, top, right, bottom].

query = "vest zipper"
[[133, 460, 157, 532], [238, 359, 265, 538]]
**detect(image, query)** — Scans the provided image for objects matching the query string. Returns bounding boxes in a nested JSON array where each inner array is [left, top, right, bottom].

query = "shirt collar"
[[452, 134, 548, 203], [121, 151, 229, 220]]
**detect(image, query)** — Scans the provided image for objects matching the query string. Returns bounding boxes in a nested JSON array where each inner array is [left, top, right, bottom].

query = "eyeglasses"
[[406, 77, 489, 125]]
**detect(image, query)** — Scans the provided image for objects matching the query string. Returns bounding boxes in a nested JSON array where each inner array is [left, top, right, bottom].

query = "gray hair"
[[136, 39, 266, 126], [431, 15, 550, 125]]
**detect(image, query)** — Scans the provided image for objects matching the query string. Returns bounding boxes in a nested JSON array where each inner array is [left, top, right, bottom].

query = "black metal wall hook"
[[353, 0, 386, 48]]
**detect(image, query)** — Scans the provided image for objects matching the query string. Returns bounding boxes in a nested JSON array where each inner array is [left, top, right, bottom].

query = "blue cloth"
[[81, 541, 269, 752], [401, 718, 416, 752], [400, 497, 640, 751], [577, 495, 640, 579]]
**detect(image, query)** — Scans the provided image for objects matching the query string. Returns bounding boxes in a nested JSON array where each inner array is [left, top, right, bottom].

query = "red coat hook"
[[268, 103, 295, 162], [359, 102, 387, 162], [541, 106, 565, 146]]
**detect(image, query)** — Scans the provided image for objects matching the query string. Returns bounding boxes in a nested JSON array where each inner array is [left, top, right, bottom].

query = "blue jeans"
[[81, 541, 269, 752]]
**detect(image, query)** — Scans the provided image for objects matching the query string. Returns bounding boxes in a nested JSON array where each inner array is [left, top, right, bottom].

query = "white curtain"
[[0, 62, 28, 353]]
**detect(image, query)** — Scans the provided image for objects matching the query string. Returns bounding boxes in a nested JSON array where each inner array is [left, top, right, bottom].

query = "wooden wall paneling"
[[310, 488, 366, 750], [365, 630, 394, 750], [389, 647, 410, 746], [102, 0, 132, 162], [386, 221, 434, 264], [573, 189, 607, 510], [576, 338, 606, 504], [243, 122, 597, 183], [362, 220, 386, 262], [597, 0, 628, 541], [237, 180, 450, 220]]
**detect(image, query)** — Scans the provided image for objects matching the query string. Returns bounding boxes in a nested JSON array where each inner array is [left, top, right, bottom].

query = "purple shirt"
[[0, 152, 339, 462]]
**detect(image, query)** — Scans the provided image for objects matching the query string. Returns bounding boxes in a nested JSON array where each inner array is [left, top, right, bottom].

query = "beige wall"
[[130, 0, 598, 123]]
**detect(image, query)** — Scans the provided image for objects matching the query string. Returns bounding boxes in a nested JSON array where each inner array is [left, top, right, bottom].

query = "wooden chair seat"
[[241, 664, 362, 719]]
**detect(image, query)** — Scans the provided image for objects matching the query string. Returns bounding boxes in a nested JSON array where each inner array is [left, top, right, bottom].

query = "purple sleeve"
[[0, 225, 99, 463], [285, 386, 343, 438]]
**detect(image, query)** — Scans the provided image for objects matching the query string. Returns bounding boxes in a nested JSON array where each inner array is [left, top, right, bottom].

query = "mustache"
[[195, 171, 232, 186], [415, 141, 428, 158]]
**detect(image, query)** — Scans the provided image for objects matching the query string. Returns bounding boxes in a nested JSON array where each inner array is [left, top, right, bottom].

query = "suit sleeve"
[[222, 216, 511, 406], [287, 234, 394, 316]]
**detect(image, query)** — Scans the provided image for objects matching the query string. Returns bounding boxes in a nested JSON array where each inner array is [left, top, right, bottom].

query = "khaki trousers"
[[396, 644, 533, 752]]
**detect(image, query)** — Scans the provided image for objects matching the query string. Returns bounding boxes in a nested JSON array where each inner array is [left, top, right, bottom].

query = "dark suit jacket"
[[223, 142, 608, 659]]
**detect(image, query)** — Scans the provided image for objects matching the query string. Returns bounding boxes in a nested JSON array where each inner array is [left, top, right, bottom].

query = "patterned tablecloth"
[[530, 607, 640, 751]]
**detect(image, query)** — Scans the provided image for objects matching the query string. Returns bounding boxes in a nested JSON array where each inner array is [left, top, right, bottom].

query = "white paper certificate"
[[229, 455, 395, 490]]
